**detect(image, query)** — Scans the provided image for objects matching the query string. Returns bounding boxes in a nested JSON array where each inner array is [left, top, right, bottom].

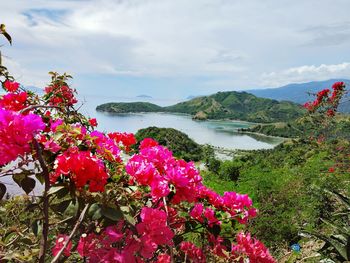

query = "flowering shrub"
[[303, 81, 346, 116], [0, 36, 274, 262]]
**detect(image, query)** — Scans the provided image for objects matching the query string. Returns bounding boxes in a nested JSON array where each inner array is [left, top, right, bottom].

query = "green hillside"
[[165, 91, 305, 122], [135, 127, 204, 161], [96, 91, 305, 123], [241, 115, 350, 139]]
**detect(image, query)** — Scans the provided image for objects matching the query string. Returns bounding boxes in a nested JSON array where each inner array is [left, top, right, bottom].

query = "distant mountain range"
[[247, 79, 350, 112], [96, 91, 305, 123]]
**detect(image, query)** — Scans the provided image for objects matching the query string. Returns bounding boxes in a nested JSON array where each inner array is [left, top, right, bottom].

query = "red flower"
[[3, 80, 20, 92], [51, 148, 108, 192], [139, 138, 159, 149], [0, 92, 28, 111], [52, 234, 72, 257], [45, 84, 77, 106], [328, 167, 335, 173], [108, 132, 136, 152], [89, 118, 98, 127], [326, 109, 335, 117]]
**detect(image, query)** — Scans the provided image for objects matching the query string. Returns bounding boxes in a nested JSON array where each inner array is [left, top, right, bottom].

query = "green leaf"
[[21, 177, 36, 194], [88, 203, 102, 220], [0, 183, 6, 200], [208, 224, 221, 238], [47, 185, 68, 198], [101, 207, 123, 221], [35, 173, 45, 184], [124, 214, 136, 226], [31, 220, 41, 236], [3, 231, 17, 245], [13, 174, 25, 188], [302, 230, 349, 260], [51, 200, 71, 214]]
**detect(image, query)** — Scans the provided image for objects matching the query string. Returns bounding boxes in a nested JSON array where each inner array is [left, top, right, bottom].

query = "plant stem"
[[51, 203, 89, 263], [19, 105, 61, 114], [35, 139, 50, 263]]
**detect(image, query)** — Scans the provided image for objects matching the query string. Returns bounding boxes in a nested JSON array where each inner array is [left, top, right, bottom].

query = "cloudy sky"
[[1, 0, 350, 100]]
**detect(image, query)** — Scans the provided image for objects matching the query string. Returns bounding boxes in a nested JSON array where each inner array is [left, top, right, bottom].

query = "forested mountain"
[[97, 91, 305, 123]]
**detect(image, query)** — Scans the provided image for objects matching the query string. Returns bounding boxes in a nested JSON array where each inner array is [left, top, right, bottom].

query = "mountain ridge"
[[96, 90, 305, 123], [247, 79, 350, 112]]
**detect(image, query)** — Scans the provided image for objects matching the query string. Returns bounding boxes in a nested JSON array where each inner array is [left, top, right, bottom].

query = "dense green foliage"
[[166, 91, 305, 122], [135, 126, 204, 161], [96, 91, 305, 123], [202, 139, 350, 257], [241, 115, 350, 139], [96, 101, 163, 113]]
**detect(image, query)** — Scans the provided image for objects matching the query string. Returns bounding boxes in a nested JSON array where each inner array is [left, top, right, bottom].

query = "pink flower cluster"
[[0, 108, 45, 166], [126, 141, 203, 203], [136, 207, 174, 258], [50, 148, 108, 192], [91, 130, 122, 162], [190, 203, 220, 226], [180, 241, 205, 263], [197, 187, 257, 224], [58, 208, 173, 262], [231, 232, 276, 263]]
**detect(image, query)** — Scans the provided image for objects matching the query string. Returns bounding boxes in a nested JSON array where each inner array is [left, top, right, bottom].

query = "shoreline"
[[96, 109, 288, 142]]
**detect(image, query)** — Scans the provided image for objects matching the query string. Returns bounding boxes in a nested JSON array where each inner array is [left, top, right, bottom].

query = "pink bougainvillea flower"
[[156, 253, 171, 263], [3, 80, 20, 92], [136, 207, 174, 259], [90, 130, 121, 162], [231, 232, 275, 263], [0, 109, 45, 166], [190, 203, 204, 223], [180, 241, 205, 263]]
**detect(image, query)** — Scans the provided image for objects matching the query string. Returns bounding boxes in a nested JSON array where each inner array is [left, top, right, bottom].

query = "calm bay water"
[[78, 95, 284, 150]]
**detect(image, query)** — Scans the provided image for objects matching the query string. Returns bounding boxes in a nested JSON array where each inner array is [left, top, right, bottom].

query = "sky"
[[1, 0, 350, 100]]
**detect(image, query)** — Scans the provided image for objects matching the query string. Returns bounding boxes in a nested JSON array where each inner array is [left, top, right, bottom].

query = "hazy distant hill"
[[97, 91, 305, 123], [248, 79, 350, 112], [136, 94, 153, 99]]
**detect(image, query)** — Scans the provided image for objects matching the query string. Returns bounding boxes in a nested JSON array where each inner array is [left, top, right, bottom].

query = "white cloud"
[[261, 62, 350, 87], [1, 0, 350, 92]]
